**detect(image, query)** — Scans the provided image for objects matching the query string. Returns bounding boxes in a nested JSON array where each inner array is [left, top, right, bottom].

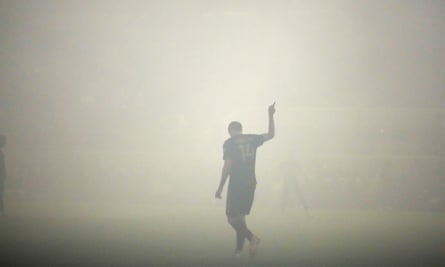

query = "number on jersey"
[[239, 143, 254, 161]]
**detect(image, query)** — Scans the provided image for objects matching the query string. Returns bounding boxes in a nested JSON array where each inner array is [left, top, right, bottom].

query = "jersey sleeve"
[[253, 134, 265, 148]]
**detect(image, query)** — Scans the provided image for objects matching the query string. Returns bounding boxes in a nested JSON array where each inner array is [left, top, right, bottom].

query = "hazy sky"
[[0, 0, 444, 203]]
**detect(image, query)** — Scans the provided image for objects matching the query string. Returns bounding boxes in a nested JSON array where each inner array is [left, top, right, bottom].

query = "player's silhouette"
[[215, 103, 275, 258]]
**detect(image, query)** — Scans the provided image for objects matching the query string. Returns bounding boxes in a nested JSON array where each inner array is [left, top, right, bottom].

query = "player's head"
[[0, 134, 5, 148], [228, 121, 242, 137]]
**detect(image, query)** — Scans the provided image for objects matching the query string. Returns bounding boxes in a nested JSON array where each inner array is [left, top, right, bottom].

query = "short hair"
[[228, 121, 242, 133]]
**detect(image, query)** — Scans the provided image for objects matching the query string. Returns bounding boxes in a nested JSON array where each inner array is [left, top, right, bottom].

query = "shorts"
[[226, 185, 256, 217]]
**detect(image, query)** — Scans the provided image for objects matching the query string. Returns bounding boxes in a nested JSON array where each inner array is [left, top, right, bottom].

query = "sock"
[[236, 229, 245, 251], [239, 220, 253, 241], [230, 220, 253, 251]]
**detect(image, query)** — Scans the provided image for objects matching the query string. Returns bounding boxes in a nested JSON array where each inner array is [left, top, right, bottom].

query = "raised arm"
[[215, 158, 232, 199], [262, 102, 275, 142]]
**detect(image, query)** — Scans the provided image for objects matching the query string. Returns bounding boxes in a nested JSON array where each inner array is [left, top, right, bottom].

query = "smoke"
[[0, 0, 444, 210]]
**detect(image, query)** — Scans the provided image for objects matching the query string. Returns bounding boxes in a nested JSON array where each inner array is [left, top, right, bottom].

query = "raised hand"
[[268, 102, 276, 116]]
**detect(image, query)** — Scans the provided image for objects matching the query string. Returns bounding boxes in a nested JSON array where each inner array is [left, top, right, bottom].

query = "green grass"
[[1, 201, 444, 266]]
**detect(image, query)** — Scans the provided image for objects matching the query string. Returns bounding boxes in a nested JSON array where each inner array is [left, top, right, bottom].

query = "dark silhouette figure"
[[215, 103, 275, 258]]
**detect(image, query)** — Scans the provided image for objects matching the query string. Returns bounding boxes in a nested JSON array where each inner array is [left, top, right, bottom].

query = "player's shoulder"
[[242, 134, 262, 138], [223, 137, 234, 147], [224, 134, 262, 146], [241, 134, 264, 142], [223, 135, 245, 147]]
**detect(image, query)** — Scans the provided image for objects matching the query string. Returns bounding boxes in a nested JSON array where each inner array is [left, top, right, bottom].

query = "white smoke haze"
[[1, 1, 445, 266], [0, 0, 444, 212]]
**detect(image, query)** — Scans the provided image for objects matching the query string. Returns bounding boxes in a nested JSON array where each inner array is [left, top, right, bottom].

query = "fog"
[[1, 0, 444, 210]]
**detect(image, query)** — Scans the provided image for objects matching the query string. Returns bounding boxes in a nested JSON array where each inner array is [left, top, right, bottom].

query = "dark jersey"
[[223, 134, 264, 188]]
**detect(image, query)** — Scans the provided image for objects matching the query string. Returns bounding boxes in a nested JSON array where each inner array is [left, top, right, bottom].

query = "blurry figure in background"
[[0, 134, 6, 216], [280, 154, 310, 215], [215, 102, 275, 259]]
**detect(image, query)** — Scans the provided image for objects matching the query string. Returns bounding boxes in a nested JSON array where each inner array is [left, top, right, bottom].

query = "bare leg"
[[227, 215, 253, 252]]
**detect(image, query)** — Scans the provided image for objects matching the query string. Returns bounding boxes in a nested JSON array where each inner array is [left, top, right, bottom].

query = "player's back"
[[223, 134, 264, 186]]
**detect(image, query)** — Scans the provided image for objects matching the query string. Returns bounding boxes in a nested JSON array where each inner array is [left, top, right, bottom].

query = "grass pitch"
[[1, 201, 444, 267]]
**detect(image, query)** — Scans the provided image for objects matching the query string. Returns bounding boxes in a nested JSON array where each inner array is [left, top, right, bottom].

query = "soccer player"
[[0, 134, 6, 216], [215, 102, 275, 258]]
